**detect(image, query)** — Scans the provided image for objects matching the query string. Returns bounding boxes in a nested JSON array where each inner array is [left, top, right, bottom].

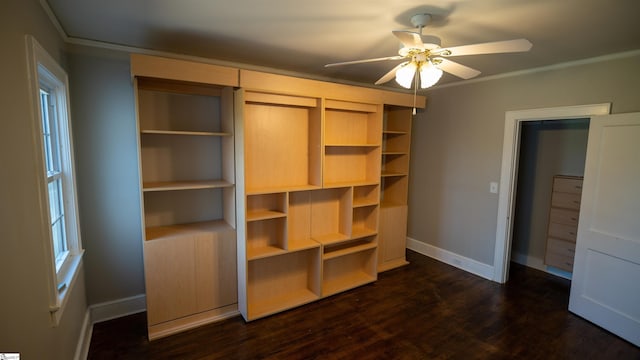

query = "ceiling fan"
[[325, 13, 533, 89]]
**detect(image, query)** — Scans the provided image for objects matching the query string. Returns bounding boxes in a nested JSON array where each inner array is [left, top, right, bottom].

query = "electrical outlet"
[[490, 182, 498, 194]]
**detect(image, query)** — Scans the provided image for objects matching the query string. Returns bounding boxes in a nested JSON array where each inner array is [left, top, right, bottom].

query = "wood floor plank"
[[87, 250, 640, 359]]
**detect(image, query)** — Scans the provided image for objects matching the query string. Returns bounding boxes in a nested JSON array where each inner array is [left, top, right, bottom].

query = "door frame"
[[492, 103, 611, 283]]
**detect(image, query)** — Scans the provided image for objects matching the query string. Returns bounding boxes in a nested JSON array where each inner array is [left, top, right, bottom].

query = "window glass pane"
[[52, 215, 67, 264], [40, 90, 54, 172], [47, 178, 64, 224]]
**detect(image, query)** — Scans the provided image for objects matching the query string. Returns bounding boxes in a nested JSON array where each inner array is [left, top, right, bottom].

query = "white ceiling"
[[46, 0, 640, 89]]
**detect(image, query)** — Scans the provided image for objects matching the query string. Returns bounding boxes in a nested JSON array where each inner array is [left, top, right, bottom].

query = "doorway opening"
[[492, 103, 611, 283], [510, 118, 589, 280]]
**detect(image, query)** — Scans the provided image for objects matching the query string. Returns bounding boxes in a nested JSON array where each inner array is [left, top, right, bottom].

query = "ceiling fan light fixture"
[[395, 61, 417, 89], [419, 61, 443, 89]]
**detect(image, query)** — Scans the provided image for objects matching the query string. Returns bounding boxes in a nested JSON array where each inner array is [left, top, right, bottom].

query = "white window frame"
[[26, 35, 84, 326]]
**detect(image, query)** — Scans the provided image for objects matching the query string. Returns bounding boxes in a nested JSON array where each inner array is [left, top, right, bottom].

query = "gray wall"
[[408, 53, 640, 266], [0, 0, 88, 358], [67, 45, 145, 305], [511, 120, 589, 266]]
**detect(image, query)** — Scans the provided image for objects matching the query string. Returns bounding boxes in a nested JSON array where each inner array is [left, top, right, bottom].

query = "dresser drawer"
[[546, 237, 576, 258], [553, 177, 583, 194], [545, 251, 574, 272], [551, 192, 581, 210], [548, 222, 578, 242], [549, 208, 579, 226]]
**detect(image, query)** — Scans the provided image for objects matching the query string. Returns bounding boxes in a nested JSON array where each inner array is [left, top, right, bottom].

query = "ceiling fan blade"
[[374, 61, 408, 85], [435, 58, 481, 79], [325, 56, 404, 67], [438, 39, 532, 57], [392, 30, 424, 49]]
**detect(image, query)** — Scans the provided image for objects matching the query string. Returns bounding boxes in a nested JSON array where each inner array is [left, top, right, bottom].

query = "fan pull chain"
[[412, 69, 418, 115]]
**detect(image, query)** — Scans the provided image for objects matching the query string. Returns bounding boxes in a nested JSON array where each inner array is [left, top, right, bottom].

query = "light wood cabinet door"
[[378, 205, 409, 271], [144, 237, 197, 325], [144, 228, 237, 326]]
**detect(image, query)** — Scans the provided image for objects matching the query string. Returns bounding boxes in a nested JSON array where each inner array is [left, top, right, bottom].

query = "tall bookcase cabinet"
[[378, 106, 413, 272], [235, 70, 424, 321], [131, 54, 240, 340], [131, 55, 425, 333]]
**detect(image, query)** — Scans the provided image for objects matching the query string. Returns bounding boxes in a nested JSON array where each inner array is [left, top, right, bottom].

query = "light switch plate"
[[490, 182, 498, 194]]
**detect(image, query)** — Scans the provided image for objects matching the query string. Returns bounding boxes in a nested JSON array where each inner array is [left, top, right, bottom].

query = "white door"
[[569, 112, 640, 346]]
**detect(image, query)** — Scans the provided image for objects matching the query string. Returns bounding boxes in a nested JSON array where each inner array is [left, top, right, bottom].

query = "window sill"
[[50, 249, 84, 326]]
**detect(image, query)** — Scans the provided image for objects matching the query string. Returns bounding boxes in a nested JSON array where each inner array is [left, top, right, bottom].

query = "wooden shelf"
[[324, 240, 377, 260], [247, 245, 287, 261], [248, 288, 319, 320], [322, 269, 376, 297], [383, 130, 408, 135], [246, 184, 321, 195], [381, 172, 406, 178], [313, 233, 350, 246], [145, 219, 234, 241], [246, 210, 286, 222], [141, 129, 231, 137], [143, 180, 233, 192], [382, 151, 407, 156], [353, 199, 378, 208], [288, 238, 322, 252], [325, 143, 380, 147], [351, 227, 377, 240]]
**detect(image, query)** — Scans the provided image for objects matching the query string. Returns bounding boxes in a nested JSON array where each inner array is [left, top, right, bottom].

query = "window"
[[27, 35, 83, 326]]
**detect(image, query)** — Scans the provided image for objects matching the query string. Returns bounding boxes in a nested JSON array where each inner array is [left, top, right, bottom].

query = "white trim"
[[407, 237, 494, 281], [493, 103, 611, 283], [39, 0, 69, 41], [74, 309, 93, 360], [26, 34, 85, 326], [89, 294, 146, 324]]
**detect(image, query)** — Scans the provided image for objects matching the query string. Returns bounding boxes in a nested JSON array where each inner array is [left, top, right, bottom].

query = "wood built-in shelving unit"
[[132, 55, 424, 332], [132, 54, 239, 340], [236, 86, 384, 320], [378, 106, 413, 272]]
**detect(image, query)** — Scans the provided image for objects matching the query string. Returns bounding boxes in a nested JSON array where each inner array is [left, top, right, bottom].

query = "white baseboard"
[[407, 237, 494, 281], [89, 294, 146, 324], [74, 309, 93, 360]]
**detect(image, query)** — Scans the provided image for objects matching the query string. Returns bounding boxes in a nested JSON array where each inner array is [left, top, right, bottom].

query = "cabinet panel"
[[324, 146, 381, 186], [325, 108, 381, 145], [288, 191, 314, 250], [144, 237, 197, 325], [244, 101, 321, 192], [195, 230, 238, 312], [378, 205, 409, 271]]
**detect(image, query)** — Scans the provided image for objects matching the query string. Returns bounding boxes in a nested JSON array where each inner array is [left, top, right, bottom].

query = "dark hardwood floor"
[[88, 250, 639, 359]]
